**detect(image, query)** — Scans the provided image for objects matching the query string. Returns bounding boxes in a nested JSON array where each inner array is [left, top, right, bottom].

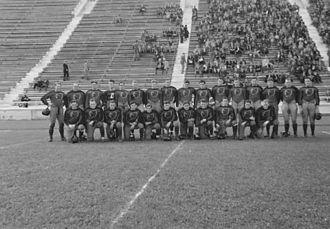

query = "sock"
[[272, 125, 278, 137], [100, 127, 105, 138], [266, 125, 270, 136], [188, 126, 194, 137], [284, 122, 289, 133], [139, 129, 144, 138], [59, 123, 64, 138], [174, 126, 179, 136], [303, 124, 307, 136], [293, 123, 297, 135], [233, 126, 237, 137], [49, 123, 55, 139], [310, 124, 315, 136]]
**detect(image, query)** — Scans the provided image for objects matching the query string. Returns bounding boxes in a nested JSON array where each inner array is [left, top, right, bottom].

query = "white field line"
[[109, 141, 185, 229], [0, 139, 44, 150], [322, 131, 330, 135]]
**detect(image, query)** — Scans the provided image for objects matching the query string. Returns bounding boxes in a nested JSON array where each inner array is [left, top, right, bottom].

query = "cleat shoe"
[[194, 134, 201, 140], [48, 138, 53, 142], [238, 136, 244, 140], [175, 135, 181, 141], [61, 137, 66, 142]]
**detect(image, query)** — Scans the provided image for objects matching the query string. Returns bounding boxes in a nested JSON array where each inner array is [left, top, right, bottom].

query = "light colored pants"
[[282, 100, 297, 123], [65, 124, 85, 142], [302, 101, 316, 124]]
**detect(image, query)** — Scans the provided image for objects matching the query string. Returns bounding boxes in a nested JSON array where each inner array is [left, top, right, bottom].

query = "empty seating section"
[[185, 0, 329, 98], [23, 0, 180, 104]]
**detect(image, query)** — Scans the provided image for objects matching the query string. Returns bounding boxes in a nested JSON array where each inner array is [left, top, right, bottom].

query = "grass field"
[[1, 120, 330, 229]]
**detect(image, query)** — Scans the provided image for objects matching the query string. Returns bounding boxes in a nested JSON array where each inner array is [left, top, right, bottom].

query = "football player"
[[299, 78, 320, 137], [256, 99, 278, 138], [195, 99, 214, 139], [101, 80, 117, 109], [280, 78, 299, 137], [238, 100, 256, 140], [160, 101, 180, 141], [85, 81, 103, 108], [145, 79, 162, 113], [161, 79, 177, 108], [104, 100, 122, 141], [84, 99, 105, 142], [141, 103, 161, 140], [195, 80, 212, 108], [214, 98, 237, 139], [41, 82, 68, 142], [66, 82, 85, 110], [262, 78, 280, 137], [129, 80, 145, 111], [115, 81, 130, 113], [246, 78, 263, 109], [123, 102, 144, 141], [212, 78, 229, 108], [64, 100, 85, 143], [177, 80, 195, 108], [178, 102, 196, 139]]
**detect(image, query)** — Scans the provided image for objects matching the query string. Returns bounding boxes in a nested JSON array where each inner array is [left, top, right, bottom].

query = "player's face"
[[54, 84, 61, 91], [304, 79, 312, 87], [165, 80, 171, 86], [109, 103, 116, 110], [108, 82, 114, 89], [72, 83, 79, 91], [245, 102, 251, 109], [151, 82, 156, 88], [234, 80, 240, 87], [199, 83, 205, 89], [221, 99, 228, 106], [119, 83, 124, 90], [184, 82, 189, 88], [71, 103, 78, 109], [267, 81, 274, 87], [164, 103, 170, 110], [217, 79, 223, 85], [284, 80, 291, 87], [263, 101, 269, 109], [130, 103, 137, 110], [90, 101, 97, 109], [146, 107, 152, 112], [251, 79, 257, 86], [183, 103, 190, 110], [200, 102, 207, 108], [92, 83, 97, 90]]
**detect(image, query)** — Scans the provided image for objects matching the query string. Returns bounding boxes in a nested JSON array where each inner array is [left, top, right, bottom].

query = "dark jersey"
[[239, 107, 256, 122], [124, 109, 142, 124], [104, 108, 122, 124], [212, 85, 229, 104], [214, 105, 236, 123], [101, 90, 117, 109], [84, 107, 104, 123], [299, 86, 320, 105], [64, 108, 84, 125], [280, 86, 299, 103], [141, 110, 159, 125], [195, 107, 214, 125], [178, 107, 196, 123], [115, 89, 129, 107], [146, 88, 162, 103], [256, 106, 276, 123], [129, 89, 145, 106], [246, 85, 263, 102], [177, 87, 195, 106], [195, 88, 212, 105], [85, 89, 103, 108], [66, 90, 85, 109], [161, 86, 177, 104], [229, 86, 246, 103], [41, 90, 67, 107], [160, 107, 178, 126], [262, 87, 280, 105]]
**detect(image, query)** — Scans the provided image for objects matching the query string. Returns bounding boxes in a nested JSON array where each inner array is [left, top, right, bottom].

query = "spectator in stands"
[[113, 15, 123, 24], [192, 6, 198, 21], [33, 77, 49, 91], [63, 61, 69, 81], [139, 4, 146, 15], [19, 93, 31, 108], [83, 60, 90, 80]]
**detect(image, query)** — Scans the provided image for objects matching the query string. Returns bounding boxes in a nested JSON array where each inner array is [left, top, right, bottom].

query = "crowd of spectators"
[[157, 3, 183, 26], [187, 0, 323, 84]]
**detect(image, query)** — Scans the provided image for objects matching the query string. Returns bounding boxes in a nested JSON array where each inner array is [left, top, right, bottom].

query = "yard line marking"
[[322, 131, 330, 135], [0, 139, 44, 150], [110, 141, 185, 229]]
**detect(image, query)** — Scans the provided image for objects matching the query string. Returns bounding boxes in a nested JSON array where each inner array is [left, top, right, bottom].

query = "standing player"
[[246, 78, 263, 109], [195, 80, 212, 108], [101, 80, 117, 109], [115, 81, 130, 113], [64, 100, 85, 143], [84, 99, 105, 142], [280, 78, 299, 137], [145, 80, 162, 113], [41, 82, 68, 142], [141, 103, 161, 140], [85, 81, 103, 108], [256, 99, 278, 138], [229, 79, 246, 138], [161, 79, 177, 108], [66, 82, 85, 110], [212, 78, 229, 108], [104, 100, 122, 141], [299, 78, 320, 137], [129, 80, 145, 111], [177, 80, 195, 107], [123, 102, 144, 141], [238, 100, 256, 140], [262, 78, 280, 137], [178, 102, 196, 139], [195, 99, 214, 139], [160, 101, 180, 141], [214, 98, 237, 139]]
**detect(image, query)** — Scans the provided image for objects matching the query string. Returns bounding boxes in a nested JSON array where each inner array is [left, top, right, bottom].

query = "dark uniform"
[[177, 87, 195, 107], [214, 105, 236, 139], [161, 85, 177, 107], [145, 88, 162, 113], [262, 86, 280, 136], [123, 109, 144, 140], [115, 89, 130, 112], [178, 107, 196, 138], [85, 89, 103, 108], [239, 107, 256, 139], [64, 107, 85, 142], [128, 88, 145, 111], [280, 86, 299, 136], [141, 109, 160, 139], [195, 88, 212, 108], [256, 105, 277, 138], [84, 107, 105, 141], [160, 107, 179, 139], [66, 90, 85, 110], [104, 107, 122, 140], [246, 85, 263, 109], [212, 85, 229, 107], [101, 89, 117, 109], [195, 106, 214, 138]]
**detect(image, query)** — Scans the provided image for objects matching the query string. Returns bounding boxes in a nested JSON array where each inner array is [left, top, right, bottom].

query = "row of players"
[[41, 77, 320, 142]]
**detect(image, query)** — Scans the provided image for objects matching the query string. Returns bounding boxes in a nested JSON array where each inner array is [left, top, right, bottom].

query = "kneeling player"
[[160, 101, 180, 141], [141, 103, 161, 140], [104, 100, 122, 141], [195, 99, 214, 139], [238, 100, 257, 140], [64, 100, 86, 143], [124, 102, 144, 141], [256, 99, 278, 138], [84, 99, 105, 141], [178, 102, 195, 139], [214, 98, 237, 139]]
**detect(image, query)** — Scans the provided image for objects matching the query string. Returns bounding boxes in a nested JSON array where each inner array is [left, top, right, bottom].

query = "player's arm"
[[63, 93, 69, 108], [207, 107, 214, 121], [315, 87, 320, 106], [276, 88, 281, 104], [40, 91, 51, 106], [298, 88, 303, 106], [64, 110, 70, 126], [76, 109, 84, 126], [294, 87, 299, 102]]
